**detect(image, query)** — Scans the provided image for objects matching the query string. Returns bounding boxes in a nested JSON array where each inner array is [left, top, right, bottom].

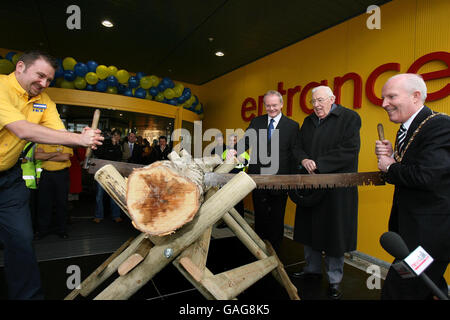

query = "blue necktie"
[[268, 118, 274, 140]]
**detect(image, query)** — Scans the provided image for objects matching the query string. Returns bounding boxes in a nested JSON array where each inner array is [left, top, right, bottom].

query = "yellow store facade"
[[197, 0, 449, 279]]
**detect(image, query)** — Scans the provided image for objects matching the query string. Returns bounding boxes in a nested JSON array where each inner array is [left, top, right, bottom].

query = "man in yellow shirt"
[[35, 145, 73, 240], [0, 50, 103, 299]]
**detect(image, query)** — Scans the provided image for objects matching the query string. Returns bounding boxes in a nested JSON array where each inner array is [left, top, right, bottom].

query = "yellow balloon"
[[149, 75, 160, 87], [116, 69, 130, 84], [106, 86, 118, 94], [74, 77, 87, 89], [0, 59, 14, 74], [60, 80, 75, 89], [12, 53, 20, 65], [155, 92, 164, 102], [63, 57, 77, 70], [96, 65, 109, 80], [140, 76, 152, 89], [163, 88, 175, 99], [85, 72, 98, 85], [108, 65, 118, 77], [186, 96, 195, 106], [173, 83, 184, 97]]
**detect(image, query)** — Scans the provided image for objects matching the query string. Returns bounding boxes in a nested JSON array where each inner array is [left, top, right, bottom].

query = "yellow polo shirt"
[[36, 144, 73, 171], [0, 72, 65, 171]]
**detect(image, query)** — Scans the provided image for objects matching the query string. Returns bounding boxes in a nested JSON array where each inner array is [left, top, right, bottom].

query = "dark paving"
[[0, 191, 384, 301]]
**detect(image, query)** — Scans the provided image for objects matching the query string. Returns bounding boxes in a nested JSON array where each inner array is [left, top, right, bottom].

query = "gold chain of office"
[[394, 112, 447, 162]]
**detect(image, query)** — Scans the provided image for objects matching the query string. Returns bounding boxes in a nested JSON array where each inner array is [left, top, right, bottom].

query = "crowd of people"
[[0, 50, 448, 301]]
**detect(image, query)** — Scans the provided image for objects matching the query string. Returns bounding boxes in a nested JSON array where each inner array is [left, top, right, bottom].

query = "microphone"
[[380, 231, 448, 300]]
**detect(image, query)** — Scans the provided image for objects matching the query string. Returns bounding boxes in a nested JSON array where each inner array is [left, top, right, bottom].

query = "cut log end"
[[127, 162, 201, 236]]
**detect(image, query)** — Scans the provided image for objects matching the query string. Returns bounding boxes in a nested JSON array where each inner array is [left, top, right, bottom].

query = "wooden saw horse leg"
[[173, 162, 300, 300]]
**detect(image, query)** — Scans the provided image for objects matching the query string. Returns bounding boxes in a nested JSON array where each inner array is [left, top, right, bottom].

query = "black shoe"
[[328, 283, 342, 300], [291, 271, 323, 280], [57, 232, 69, 239]]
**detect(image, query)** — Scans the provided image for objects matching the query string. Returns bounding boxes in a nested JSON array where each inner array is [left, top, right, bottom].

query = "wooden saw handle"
[[83, 109, 101, 169], [377, 123, 385, 141]]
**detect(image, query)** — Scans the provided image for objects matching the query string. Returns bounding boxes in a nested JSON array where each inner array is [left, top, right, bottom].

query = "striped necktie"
[[268, 118, 275, 140], [396, 124, 407, 154]]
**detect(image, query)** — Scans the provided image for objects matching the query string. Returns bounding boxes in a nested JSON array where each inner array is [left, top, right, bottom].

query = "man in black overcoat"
[[376, 73, 450, 300], [291, 85, 361, 300]]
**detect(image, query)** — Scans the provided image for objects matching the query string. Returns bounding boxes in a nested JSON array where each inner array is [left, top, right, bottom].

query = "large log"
[[126, 152, 222, 236], [95, 171, 256, 300]]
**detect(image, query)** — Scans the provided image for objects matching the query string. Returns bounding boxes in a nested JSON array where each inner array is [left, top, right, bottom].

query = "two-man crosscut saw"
[[84, 121, 387, 190], [85, 158, 385, 189]]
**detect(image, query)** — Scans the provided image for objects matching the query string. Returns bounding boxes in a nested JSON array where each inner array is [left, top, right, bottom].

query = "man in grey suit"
[[122, 132, 142, 164]]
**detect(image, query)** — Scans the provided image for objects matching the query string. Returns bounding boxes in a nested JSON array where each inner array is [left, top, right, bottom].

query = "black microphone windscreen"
[[380, 231, 410, 259]]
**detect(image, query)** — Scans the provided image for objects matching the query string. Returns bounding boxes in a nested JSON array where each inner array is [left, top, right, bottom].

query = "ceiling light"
[[215, 51, 224, 57], [102, 20, 114, 28]]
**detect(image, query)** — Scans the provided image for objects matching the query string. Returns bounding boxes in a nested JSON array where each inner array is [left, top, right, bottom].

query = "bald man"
[[376, 73, 450, 300]]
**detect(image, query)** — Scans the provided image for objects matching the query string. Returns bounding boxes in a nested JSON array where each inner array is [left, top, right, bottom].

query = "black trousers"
[[252, 189, 288, 251], [37, 168, 69, 234], [0, 164, 43, 299], [382, 259, 449, 300]]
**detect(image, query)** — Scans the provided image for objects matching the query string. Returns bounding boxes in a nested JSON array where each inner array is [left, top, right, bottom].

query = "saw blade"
[[86, 159, 385, 190], [204, 171, 385, 190]]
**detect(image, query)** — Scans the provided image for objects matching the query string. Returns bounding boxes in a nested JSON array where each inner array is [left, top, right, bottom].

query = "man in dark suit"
[[152, 135, 171, 161], [239, 90, 301, 252], [290, 85, 361, 300], [122, 132, 143, 164], [376, 73, 450, 300]]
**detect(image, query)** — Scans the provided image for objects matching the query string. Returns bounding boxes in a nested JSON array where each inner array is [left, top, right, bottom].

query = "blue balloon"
[[85, 84, 95, 91], [63, 70, 76, 81], [117, 84, 127, 94], [86, 60, 98, 73], [106, 75, 118, 87], [128, 76, 138, 88], [74, 62, 88, 77], [5, 51, 16, 61], [157, 82, 167, 92], [167, 98, 178, 106], [182, 88, 191, 100], [176, 95, 186, 104], [134, 88, 146, 99], [195, 104, 204, 115], [191, 95, 199, 107], [123, 88, 133, 97], [49, 79, 56, 87], [96, 80, 107, 92], [56, 58, 63, 68], [136, 72, 146, 81], [54, 66, 64, 78], [161, 77, 174, 89], [149, 86, 158, 97]]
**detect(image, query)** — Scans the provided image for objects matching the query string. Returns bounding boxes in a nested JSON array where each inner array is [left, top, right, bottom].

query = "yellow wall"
[[198, 0, 450, 278]]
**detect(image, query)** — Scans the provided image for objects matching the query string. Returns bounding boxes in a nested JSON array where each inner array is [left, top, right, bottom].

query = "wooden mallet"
[[83, 109, 101, 169], [377, 123, 385, 141]]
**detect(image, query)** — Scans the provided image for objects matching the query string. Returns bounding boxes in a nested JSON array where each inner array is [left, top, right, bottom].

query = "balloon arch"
[[0, 51, 203, 116]]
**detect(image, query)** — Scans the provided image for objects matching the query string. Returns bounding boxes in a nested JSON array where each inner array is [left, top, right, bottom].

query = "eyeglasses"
[[265, 104, 280, 109], [310, 97, 329, 105]]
